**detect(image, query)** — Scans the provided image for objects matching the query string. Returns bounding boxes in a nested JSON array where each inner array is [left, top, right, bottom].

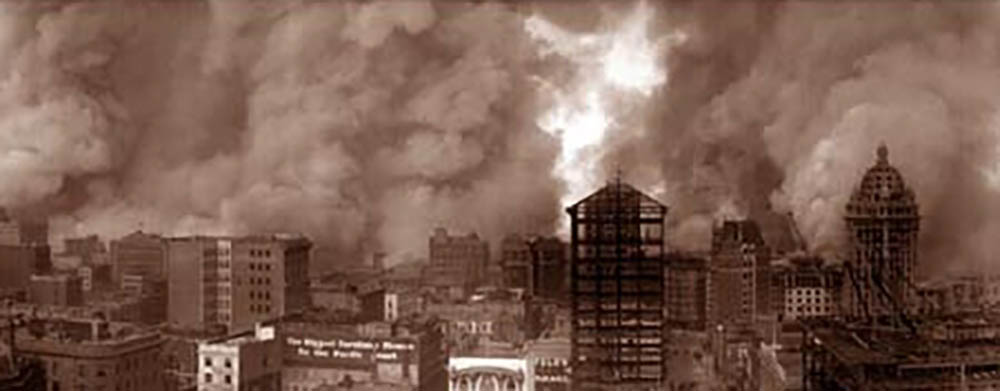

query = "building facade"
[[0, 358, 46, 391], [427, 229, 490, 297], [28, 274, 83, 307], [843, 145, 920, 323], [359, 289, 400, 323], [500, 236, 568, 300], [167, 235, 312, 332], [526, 337, 570, 391], [0, 245, 51, 297], [198, 325, 281, 391], [281, 317, 447, 391], [567, 179, 667, 391], [664, 253, 708, 331], [448, 357, 533, 391], [500, 235, 532, 292], [707, 220, 772, 331], [15, 317, 164, 391], [112, 231, 166, 288], [771, 257, 842, 322], [0, 209, 47, 247]]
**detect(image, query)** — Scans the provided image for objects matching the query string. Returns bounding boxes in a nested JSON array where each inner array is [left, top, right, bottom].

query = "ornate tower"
[[844, 144, 920, 323]]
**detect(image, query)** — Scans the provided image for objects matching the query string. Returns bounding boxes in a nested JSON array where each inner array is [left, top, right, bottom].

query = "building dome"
[[845, 144, 919, 218]]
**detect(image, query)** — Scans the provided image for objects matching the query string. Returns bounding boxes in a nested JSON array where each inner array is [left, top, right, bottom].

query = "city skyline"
[[1, 1, 1000, 391]]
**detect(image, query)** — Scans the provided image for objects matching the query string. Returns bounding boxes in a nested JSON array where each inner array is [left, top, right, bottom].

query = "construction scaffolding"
[[843, 144, 921, 328], [566, 177, 667, 391], [802, 145, 1000, 391], [802, 317, 1000, 391]]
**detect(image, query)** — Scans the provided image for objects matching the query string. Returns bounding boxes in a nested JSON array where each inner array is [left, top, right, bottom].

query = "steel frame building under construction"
[[566, 177, 667, 391]]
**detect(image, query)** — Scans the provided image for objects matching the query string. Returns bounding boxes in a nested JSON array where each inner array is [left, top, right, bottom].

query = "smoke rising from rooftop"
[[2, 1, 999, 275], [636, 2, 1000, 274]]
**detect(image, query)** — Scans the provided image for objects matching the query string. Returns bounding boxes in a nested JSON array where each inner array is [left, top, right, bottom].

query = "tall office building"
[[500, 234, 532, 291], [664, 252, 708, 331], [166, 234, 312, 332], [500, 235, 568, 300], [707, 220, 772, 331], [111, 231, 166, 288], [567, 178, 667, 391], [427, 228, 490, 296], [843, 144, 920, 322]]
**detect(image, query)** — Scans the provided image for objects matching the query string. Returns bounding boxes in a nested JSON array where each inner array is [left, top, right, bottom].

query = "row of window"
[[788, 305, 832, 314], [204, 372, 233, 385], [48, 354, 154, 377], [250, 249, 273, 257], [250, 277, 272, 285], [251, 304, 272, 313], [204, 357, 232, 368], [250, 290, 272, 300], [788, 297, 831, 304], [249, 262, 272, 271]]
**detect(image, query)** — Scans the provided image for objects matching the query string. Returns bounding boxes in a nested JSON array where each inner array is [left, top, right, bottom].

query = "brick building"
[[28, 274, 83, 307], [708, 220, 772, 331], [426, 228, 489, 297], [15, 317, 164, 391], [500, 234, 532, 291], [111, 231, 166, 289], [198, 324, 281, 391], [664, 252, 708, 331], [167, 234, 311, 332], [770, 257, 842, 322]]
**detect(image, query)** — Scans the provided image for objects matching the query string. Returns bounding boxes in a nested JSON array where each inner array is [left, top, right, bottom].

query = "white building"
[[198, 324, 281, 391], [449, 357, 533, 391]]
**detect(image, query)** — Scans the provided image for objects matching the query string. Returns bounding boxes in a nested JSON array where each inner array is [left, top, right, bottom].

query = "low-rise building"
[[197, 324, 281, 391], [15, 317, 164, 391], [525, 337, 569, 391], [426, 298, 525, 350], [447, 357, 533, 391], [0, 245, 51, 297], [310, 280, 359, 314], [770, 257, 841, 322], [280, 316, 446, 391], [28, 274, 83, 307], [162, 327, 229, 391], [0, 357, 46, 391]]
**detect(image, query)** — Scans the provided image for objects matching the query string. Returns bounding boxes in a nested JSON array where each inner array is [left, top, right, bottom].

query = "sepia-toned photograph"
[[0, 1, 996, 391]]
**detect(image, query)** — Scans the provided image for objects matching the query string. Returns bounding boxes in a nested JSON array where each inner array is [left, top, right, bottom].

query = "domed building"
[[843, 144, 921, 323]]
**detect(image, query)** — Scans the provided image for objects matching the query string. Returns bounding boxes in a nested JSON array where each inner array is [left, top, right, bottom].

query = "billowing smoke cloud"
[[631, 2, 1000, 275], [6, 0, 1000, 277], [0, 1, 582, 270]]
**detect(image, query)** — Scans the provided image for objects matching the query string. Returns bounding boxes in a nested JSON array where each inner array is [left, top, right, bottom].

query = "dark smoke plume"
[[4, 1, 1000, 277], [0, 1, 578, 270], [626, 1, 1000, 275]]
